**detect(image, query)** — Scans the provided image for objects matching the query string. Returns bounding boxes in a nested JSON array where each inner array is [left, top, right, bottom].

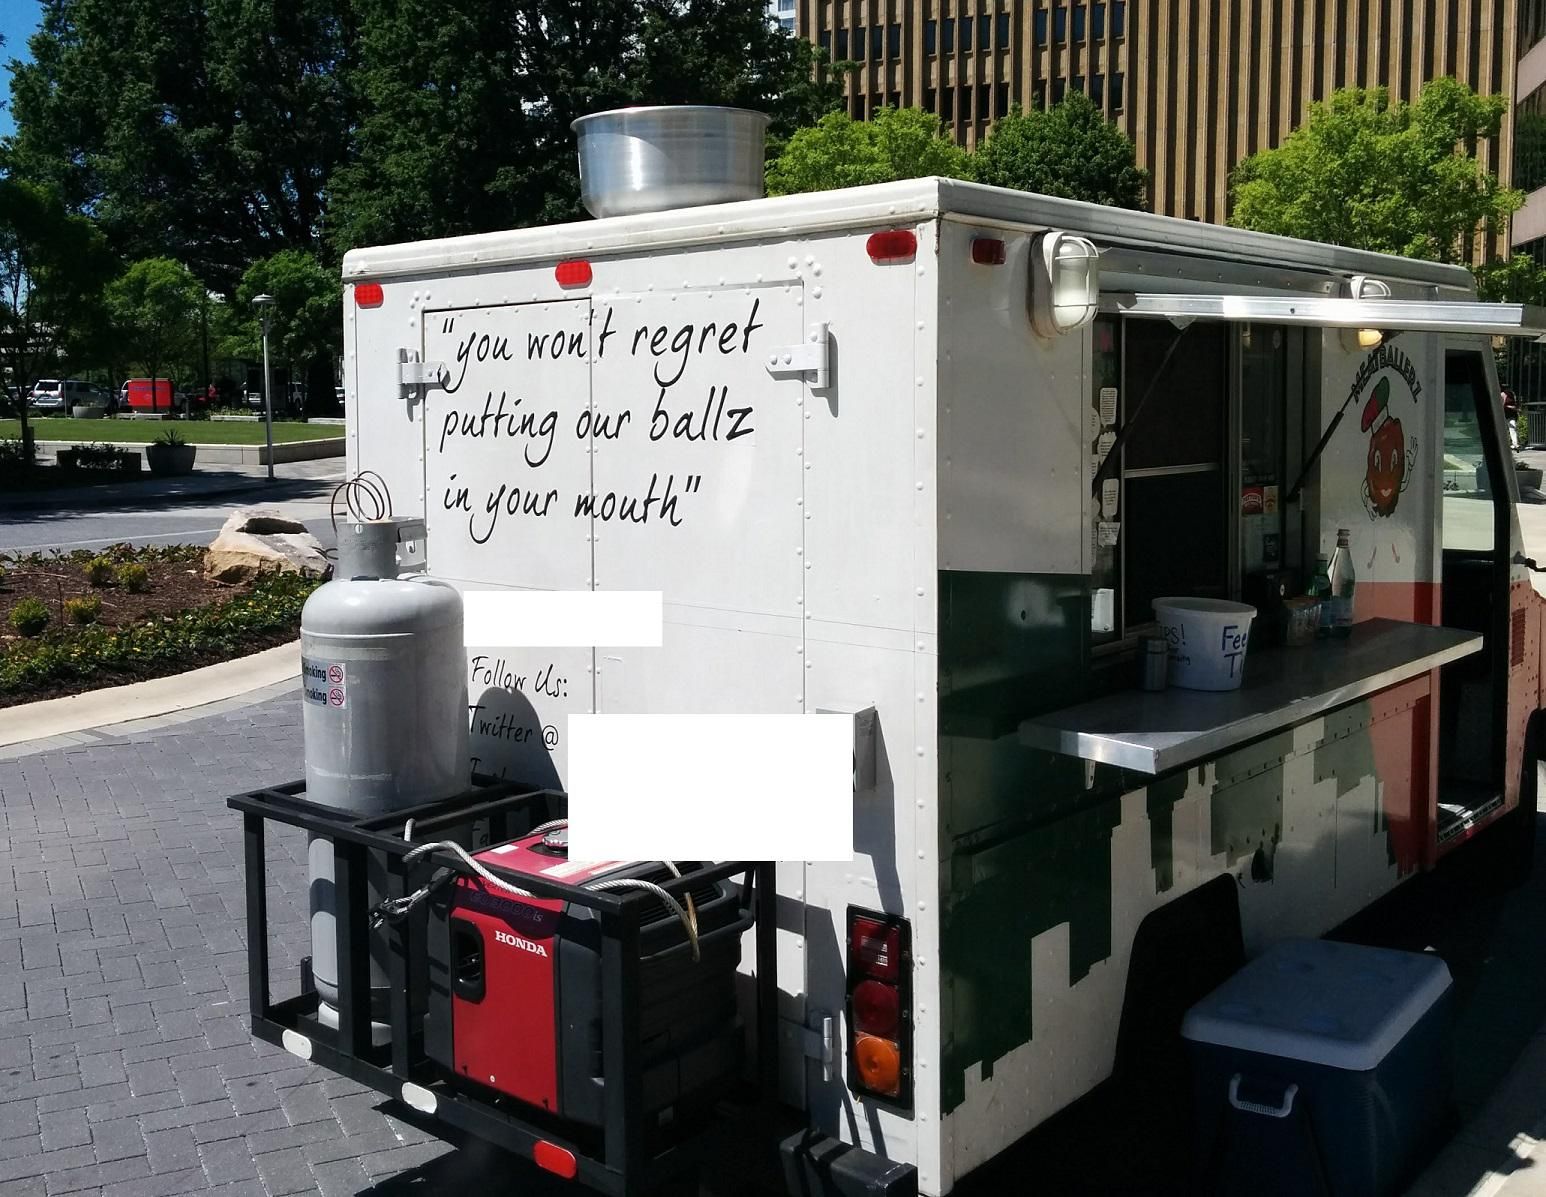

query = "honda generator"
[[425, 829, 749, 1127]]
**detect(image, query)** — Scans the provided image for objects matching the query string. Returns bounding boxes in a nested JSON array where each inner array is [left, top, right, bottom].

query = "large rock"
[[205, 507, 329, 582]]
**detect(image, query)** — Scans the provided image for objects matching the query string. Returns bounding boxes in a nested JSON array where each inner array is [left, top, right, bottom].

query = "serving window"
[[1090, 315, 1312, 646]]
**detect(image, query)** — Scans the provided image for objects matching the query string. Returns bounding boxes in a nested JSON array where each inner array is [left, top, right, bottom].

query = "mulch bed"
[[0, 548, 304, 707]]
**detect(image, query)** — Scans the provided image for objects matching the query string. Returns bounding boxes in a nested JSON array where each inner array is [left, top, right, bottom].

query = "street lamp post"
[[252, 294, 276, 482]]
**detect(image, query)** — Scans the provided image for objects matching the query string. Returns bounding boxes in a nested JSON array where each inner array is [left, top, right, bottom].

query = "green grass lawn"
[[0, 418, 343, 445]]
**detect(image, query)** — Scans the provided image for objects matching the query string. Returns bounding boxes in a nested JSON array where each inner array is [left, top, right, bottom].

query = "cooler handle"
[[1227, 1073, 1298, 1119]]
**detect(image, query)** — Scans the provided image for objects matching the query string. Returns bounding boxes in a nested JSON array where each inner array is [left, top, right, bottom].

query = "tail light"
[[846, 907, 911, 1105]]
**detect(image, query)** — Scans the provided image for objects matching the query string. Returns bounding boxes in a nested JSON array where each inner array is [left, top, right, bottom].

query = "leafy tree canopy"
[[1474, 254, 1546, 305], [1231, 78, 1521, 261], [972, 92, 1148, 208], [0, 177, 114, 445], [327, 0, 845, 251], [105, 256, 205, 387], [765, 107, 972, 196], [222, 249, 340, 369], [7, 0, 354, 294]]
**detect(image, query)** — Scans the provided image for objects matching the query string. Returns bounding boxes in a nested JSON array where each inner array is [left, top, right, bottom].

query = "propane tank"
[[301, 517, 468, 1037]]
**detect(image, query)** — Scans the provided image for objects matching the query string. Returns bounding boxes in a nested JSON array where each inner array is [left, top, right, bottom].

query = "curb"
[[0, 640, 299, 749]]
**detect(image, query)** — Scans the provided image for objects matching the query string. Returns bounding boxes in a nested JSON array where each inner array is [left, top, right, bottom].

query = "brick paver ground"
[[0, 695, 491, 1196]]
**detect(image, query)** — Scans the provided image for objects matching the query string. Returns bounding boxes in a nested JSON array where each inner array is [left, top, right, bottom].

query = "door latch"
[[398, 349, 449, 402], [798, 1010, 838, 1083], [764, 322, 830, 390]]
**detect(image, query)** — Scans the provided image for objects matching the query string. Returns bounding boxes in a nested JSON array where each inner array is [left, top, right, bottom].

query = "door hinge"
[[398, 349, 449, 401], [764, 322, 830, 390], [798, 1011, 838, 1083]]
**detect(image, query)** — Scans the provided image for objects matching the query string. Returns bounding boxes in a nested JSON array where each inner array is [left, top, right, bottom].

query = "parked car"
[[122, 378, 178, 413], [28, 379, 97, 413]]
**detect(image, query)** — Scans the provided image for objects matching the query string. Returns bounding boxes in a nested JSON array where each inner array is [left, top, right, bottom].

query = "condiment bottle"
[[1326, 528, 1356, 638]]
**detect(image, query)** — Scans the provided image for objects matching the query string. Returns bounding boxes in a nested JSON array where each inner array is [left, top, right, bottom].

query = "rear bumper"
[[781, 1130, 918, 1197]]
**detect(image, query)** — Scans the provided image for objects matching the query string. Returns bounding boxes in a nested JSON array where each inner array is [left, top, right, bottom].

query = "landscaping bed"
[[0, 544, 319, 706]]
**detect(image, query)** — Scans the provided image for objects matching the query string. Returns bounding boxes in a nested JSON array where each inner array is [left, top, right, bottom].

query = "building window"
[[1034, 10, 1048, 45], [870, 26, 883, 57], [1111, 0, 1125, 37], [1108, 71, 1124, 112], [996, 82, 1010, 116], [1053, 5, 1068, 41], [925, 19, 937, 53], [888, 23, 900, 56], [851, 91, 865, 117], [1072, 3, 1086, 40], [1071, 74, 1085, 95], [976, 83, 990, 118], [889, 91, 901, 109], [959, 14, 972, 49], [818, 31, 831, 52], [997, 13, 1010, 43], [942, 88, 955, 121], [1092, 2, 1105, 37], [1516, 81, 1546, 194], [836, 28, 848, 57], [943, 17, 955, 52], [851, 27, 864, 59], [1528, 0, 1546, 56], [1033, 80, 1048, 109], [925, 86, 937, 112], [978, 14, 990, 46], [1091, 73, 1104, 107], [1052, 78, 1066, 105]]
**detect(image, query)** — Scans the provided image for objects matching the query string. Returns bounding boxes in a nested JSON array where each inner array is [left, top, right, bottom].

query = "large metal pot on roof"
[[571, 105, 771, 218]]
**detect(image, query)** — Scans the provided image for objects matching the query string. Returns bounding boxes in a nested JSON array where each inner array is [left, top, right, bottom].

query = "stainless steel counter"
[[1017, 618, 1483, 775]]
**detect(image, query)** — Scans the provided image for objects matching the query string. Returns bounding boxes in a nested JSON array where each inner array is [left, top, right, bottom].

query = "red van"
[[123, 378, 178, 413]]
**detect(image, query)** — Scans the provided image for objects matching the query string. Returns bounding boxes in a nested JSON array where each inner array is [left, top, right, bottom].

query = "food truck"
[[236, 168, 1546, 1197]]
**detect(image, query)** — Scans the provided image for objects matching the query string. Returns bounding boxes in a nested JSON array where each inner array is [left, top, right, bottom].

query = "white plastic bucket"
[[1152, 597, 1257, 691]]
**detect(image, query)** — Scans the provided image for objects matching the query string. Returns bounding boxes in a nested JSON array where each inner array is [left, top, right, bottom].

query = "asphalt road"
[[0, 469, 343, 557]]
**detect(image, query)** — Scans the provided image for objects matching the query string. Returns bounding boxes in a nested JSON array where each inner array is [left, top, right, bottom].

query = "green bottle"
[[1310, 556, 1332, 639]]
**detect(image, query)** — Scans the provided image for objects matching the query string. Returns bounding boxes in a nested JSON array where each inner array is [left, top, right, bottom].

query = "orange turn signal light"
[[853, 1033, 902, 1098]]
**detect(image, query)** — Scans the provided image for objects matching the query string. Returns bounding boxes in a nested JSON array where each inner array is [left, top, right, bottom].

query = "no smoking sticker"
[[302, 657, 346, 707], [327, 664, 344, 685], [328, 687, 346, 708]]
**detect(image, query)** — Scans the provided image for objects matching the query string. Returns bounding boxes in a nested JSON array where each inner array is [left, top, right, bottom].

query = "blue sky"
[[0, 0, 43, 140]]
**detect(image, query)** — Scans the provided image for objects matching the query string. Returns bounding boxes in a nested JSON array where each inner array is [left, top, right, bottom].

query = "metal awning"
[[1099, 293, 1546, 340]]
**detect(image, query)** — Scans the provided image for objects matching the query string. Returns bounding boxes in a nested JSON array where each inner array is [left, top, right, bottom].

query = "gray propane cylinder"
[[301, 518, 468, 1032]]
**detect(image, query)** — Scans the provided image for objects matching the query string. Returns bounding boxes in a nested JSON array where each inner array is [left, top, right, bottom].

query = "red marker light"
[[533, 1140, 578, 1179], [971, 237, 1006, 265], [555, 260, 593, 288], [354, 282, 384, 308], [866, 230, 918, 264]]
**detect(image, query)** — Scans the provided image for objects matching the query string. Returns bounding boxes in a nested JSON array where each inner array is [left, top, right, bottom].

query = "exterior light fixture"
[[1030, 231, 1101, 337]]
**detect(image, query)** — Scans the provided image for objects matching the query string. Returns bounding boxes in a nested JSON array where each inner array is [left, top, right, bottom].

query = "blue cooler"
[[1182, 938, 1452, 1197]]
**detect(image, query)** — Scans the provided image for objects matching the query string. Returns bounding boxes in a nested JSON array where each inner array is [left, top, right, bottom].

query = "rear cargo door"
[[422, 299, 595, 787], [588, 284, 806, 717], [588, 283, 811, 1106]]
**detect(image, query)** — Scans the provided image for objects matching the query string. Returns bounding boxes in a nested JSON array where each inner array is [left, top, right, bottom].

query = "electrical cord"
[[380, 836, 702, 961]]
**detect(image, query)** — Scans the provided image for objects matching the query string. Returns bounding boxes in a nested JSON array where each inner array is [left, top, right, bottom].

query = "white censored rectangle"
[[462, 591, 662, 647], [566, 715, 854, 862]]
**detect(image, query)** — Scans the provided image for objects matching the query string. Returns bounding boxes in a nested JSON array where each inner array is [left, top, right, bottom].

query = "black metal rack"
[[230, 777, 779, 1196]]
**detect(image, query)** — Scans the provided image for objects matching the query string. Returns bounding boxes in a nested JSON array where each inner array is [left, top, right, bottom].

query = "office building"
[[800, 2, 1515, 241]]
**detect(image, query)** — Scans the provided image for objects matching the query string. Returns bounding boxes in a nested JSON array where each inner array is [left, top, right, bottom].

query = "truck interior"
[[1094, 303, 1521, 853]]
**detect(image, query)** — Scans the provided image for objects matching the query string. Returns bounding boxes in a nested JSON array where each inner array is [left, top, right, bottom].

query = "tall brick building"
[[799, 1, 1516, 241]]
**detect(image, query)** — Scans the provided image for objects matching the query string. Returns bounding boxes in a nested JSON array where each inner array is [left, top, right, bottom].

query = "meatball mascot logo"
[[1351, 347, 1420, 521]]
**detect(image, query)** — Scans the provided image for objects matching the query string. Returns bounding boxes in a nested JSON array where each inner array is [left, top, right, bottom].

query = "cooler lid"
[[1181, 939, 1452, 1072]]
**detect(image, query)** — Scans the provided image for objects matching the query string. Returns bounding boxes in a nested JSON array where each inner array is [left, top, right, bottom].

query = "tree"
[[1231, 78, 1521, 262], [105, 257, 205, 414], [222, 250, 342, 414], [0, 178, 113, 457], [1474, 255, 1546, 306], [972, 93, 1148, 208], [765, 107, 972, 196], [6, 0, 354, 294], [328, 0, 846, 251]]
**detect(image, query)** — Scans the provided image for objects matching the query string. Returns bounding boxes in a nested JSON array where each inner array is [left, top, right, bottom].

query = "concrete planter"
[[145, 442, 197, 476], [70, 405, 106, 420], [1519, 467, 1544, 491], [56, 448, 141, 474]]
